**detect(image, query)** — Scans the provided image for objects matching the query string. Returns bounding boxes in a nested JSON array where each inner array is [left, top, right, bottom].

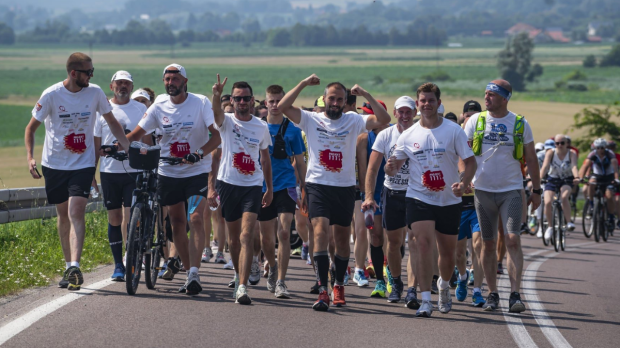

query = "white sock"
[[234, 271, 239, 278], [474, 287, 481, 294], [422, 291, 432, 302], [438, 277, 450, 290], [459, 273, 468, 281], [253, 255, 259, 262], [70, 261, 79, 268], [189, 266, 198, 274], [65, 262, 71, 269]]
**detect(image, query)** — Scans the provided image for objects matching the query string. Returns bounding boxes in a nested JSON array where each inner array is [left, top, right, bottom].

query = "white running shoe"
[[567, 222, 575, 231], [215, 252, 227, 264], [223, 259, 234, 270], [536, 228, 543, 238], [249, 260, 261, 285], [201, 247, 214, 263], [236, 284, 252, 305], [544, 227, 554, 241]]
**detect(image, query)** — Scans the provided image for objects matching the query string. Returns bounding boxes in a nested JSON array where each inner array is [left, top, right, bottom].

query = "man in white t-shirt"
[[362, 96, 419, 306], [25, 52, 130, 291], [277, 74, 391, 311], [463, 79, 541, 313], [386, 83, 477, 317], [211, 76, 273, 305], [93, 70, 150, 282], [127, 64, 221, 296]]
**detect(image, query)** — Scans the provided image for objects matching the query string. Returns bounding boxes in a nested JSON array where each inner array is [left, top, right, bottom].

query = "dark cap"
[[221, 94, 231, 103], [463, 100, 482, 113]]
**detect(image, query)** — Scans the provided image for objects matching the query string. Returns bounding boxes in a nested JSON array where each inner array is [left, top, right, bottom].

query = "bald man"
[[463, 79, 541, 313]]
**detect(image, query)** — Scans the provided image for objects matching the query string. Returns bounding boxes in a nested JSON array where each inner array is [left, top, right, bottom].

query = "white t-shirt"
[[463, 111, 534, 192], [372, 125, 409, 191], [138, 93, 214, 178], [94, 100, 147, 173], [215, 113, 271, 187], [393, 119, 473, 206], [294, 110, 367, 187], [32, 81, 112, 170]]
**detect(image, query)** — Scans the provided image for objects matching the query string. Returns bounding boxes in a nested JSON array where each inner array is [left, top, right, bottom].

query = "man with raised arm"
[[277, 74, 390, 311]]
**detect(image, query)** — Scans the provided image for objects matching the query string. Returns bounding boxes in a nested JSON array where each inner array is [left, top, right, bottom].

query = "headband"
[[486, 83, 512, 101]]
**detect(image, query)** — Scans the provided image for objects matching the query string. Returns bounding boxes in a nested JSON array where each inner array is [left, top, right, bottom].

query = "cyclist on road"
[[25, 52, 131, 291]]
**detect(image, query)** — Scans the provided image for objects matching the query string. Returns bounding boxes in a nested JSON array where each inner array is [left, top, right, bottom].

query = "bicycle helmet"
[[535, 142, 544, 152], [607, 140, 616, 149], [593, 138, 607, 149]]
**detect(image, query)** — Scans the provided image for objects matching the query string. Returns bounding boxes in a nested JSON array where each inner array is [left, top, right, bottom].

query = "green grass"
[[0, 211, 111, 297], [0, 105, 42, 147]]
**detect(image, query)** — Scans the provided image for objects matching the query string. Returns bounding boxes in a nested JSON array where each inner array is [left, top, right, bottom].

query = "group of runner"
[[25, 52, 616, 316]]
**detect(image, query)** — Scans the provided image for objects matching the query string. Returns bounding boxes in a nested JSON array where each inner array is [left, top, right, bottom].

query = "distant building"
[[505, 23, 570, 43], [588, 21, 613, 37]]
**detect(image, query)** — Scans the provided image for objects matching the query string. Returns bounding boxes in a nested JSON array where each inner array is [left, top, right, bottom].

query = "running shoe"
[[431, 275, 439, 294], [291, 246, 302, 256], [310, 281, 320, 294], [544, 227, 553, 242], [331, 284, 346, 307], [519, 222, 529, 235], [536, 227, 543, 238], [185, 272, 202, 295], [456, 270, 469, 302], [232, 276, 239, 298], [344, 267, 350, 286], [371, 280, 387, 298], [263, 261, 269, 278], [366, 263, 376, 279], [449, 267, 458, 289], [157, 263, 167, 278], [249, 259, 261, 285], [497, 263, 504, 275], [228, 276, 236, 288], [235, 284, 251, 305], [66, 266, 84, 291], [58, 268, 70, 288], [178, 283, 187, 293], [387, 278, 403, 303], [201, 247, 214, 263], [111, 263, 125, 282], [509, 291, 526, 313], [468, 269, 474, 286], [215, 252, 227, 264], [267, 261, 278, 293], [415, 300, 433, 317], [275, 280, 291, 299], [384, 264, 394, 294], [567, 222, 575, 231], [211, 240, 218, 250], [306, 256, 312, 265], [471, 290, 485, 307], [405, 287, 420, 309], [162, 258, 180, 281], [313, 289, 330, 311], [482, 292, 500, 311], [353, 269, 369, 287], [301, 243, 309, 261], [438, 285, 452, 313], [223, 259, 234, 270]]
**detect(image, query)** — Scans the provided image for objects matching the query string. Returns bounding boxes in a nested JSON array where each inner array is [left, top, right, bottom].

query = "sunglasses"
[[75, 68, 94, 77], [555, 141, 565, 145], [232, 96, 253, 102], [362, 102, 373, 110], [597, 146, 606, 149]]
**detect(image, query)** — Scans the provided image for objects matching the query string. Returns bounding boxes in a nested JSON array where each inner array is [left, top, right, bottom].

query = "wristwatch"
[[532, 188, 543, 195]]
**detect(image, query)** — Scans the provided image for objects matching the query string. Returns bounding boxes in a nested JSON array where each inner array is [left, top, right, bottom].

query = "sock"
[[66, 262, 71, 269], [459, 272, 468, 281], [474, 287, 481, 294], [334, 254, 349, 284], [314, 251, 330, 288], [438, 276, 450, 290], [189, 266, 198, 274], [70, 261, 80, 268], [253, 255, 259, 262], [370, 245, 385, 281], [400, 244, 405, 259], [422, 291, 431, 302], [107, 224, 123, 265]]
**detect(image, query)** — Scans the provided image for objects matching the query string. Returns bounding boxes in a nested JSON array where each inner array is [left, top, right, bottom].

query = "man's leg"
[[239, 212, 258, 286], [353, 200, 368, 274], [311, 217, 330, 290], [455, 238, 468, 278], [55, 201, 71, 264], [333, 224, 351, 285], [107, 208, 124, 270], [121, 206, 131, 244], [277, 212, 294, 281], [67, 196, 88, 263], [435, 231, 458, 289], [406, 229, 417, 289], [386, 228, 404, 278], [475, 190, 500, 295], [412, 221, 435, 294], [505, 233, 523, 292], [259, 219, 277, 271], [497, 218, 506, 273], [560, 186, 573, 223], [498, 190, 526, 312]]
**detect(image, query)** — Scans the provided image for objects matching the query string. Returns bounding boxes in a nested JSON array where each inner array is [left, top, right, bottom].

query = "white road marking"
[[0, 279, 113, 346]]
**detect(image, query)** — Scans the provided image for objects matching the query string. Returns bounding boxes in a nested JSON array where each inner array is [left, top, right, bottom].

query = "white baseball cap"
[[131, 89, 150, 101], [111, 70, 133, 82], [394, 96, 416, 111], [437, 104, 445, 113], [163, 64, 187, 78]]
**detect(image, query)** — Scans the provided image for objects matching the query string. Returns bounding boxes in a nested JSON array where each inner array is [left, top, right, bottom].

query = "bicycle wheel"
[[582, 201, 593, 238], [542, 215, 550, 247], [145, 208, 163, 290], [601, 211, 609, 242], [560, 218, 566, 251], [553, 205, 561, 252], [126, 204, 145, 295], [570, 199, 577, 223], [593, 200, 601, 243]]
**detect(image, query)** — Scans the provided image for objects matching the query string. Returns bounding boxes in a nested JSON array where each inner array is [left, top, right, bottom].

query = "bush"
[[583, 55, 597, 68], [421, 70, 452, 82], [567, 83, 588, 91], [563, 70, 587, 81], [554, 80, 567, 89], [600, 44, 620, 67]]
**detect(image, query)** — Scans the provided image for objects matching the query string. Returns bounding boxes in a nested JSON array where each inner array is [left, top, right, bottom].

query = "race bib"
[[233, 152, 256, 175], [64, 133, 87, 154], [319, 149, 343, 173], [170, 142, 190, 157], [422, 170, 446, 192]]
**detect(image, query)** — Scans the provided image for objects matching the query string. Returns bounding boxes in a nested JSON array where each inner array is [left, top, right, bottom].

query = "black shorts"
[[42, 166, 95, 205], [100, 172, 139, 210], [157, 173, 209, 207], [258, 187, 297, 221], [306, 183, 355, 227], [216, 180, 262, 222], [381, 188, 407, 231], [406, 198, 461, 236]]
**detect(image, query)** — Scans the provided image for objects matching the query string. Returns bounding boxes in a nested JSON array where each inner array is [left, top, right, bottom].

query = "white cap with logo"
[[111, 70, 133, 82], [437, 104, 445, 114], [394, 96, 416, 111], [163, 64, 187, 78], [131, 89, 150, 101]]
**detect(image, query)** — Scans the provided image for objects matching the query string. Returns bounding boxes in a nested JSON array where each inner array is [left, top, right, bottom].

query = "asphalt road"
[[1, 219, 619, 348]]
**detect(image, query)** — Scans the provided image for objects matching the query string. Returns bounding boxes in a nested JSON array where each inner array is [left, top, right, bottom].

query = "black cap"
[[463, 100, 482, 113], [221, 94, 231, 102]]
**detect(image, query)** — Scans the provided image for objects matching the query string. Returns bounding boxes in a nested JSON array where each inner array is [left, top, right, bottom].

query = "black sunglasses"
[[555, 141, 565, 145], [232, 96, 253, 102], [75, 68, 94, 77], [362, 102, 373, 110], [597, 146, 606, 149]]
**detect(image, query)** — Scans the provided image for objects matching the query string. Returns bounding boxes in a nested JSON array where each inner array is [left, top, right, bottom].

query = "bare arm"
[[350, 84, 391, 130], [102, 112, 130, 150], [208, 148, 221, 208], [570, 151, 579, 178], [201, 125, 221, 156], [293, 153, 307, 190], [525, 143, 541, 189], [452, 156, 477, 197], [539, 150, 553, 178], [613, 158, 619, 180], [356, 133, 368, 193], [579, 159, 591, 179], [127, 125, 147, 143], [278, 74, 321, 124], [25, 118, 42, 179], [211, 74, 228, 128], [260, 147, 273, 207], [385, 157, 406, 177], [362, 151, 383, 211]]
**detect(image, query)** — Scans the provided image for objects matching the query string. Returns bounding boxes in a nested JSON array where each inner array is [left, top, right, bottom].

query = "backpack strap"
[[513, 114, 524, 161], [472, 111, 487, 156]]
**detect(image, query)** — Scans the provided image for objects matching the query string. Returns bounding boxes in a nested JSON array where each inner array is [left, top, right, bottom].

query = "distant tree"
[[568, 103, 620, 152], [241, 19, 261, 33], [0, 22, 15, 45], [266, 28, 290, 47], [599, 44, 620, 67], [497, 32, 541, 91], [187, 13, 197, 31], [148, 19, 175, 45], [583, 54, 597, 68]]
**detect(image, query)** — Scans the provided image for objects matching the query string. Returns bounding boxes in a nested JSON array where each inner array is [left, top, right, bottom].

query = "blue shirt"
[[262, 119, 306, 192]]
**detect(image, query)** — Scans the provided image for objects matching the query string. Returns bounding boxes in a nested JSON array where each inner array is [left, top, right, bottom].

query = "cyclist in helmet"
[[607, 140, 620, 227]]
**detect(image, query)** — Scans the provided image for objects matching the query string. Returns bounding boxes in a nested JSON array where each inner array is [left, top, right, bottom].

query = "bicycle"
[[542, 178, 574, 252], [586, 179, 617, 243]]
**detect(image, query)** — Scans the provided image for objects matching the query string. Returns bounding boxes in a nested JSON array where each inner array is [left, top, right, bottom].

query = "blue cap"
[[544, 139, 555, 150]]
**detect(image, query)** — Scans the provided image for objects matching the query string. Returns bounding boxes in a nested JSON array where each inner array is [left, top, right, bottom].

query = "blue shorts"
[[458, 209, 480, 241], [361, 190, 383, 215]]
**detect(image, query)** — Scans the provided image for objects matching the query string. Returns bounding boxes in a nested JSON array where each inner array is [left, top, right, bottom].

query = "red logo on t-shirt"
[[319, 149, 343, 173], [233, 152, 256, 175], [170, 142, 190, 157], [422, 170, 446, 192], [35, 103, 42, 112], [163, 116, 170, 123], [59, 106, 66, 112], [414, 143, 420, 149], [64, 133, 87, 154]]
